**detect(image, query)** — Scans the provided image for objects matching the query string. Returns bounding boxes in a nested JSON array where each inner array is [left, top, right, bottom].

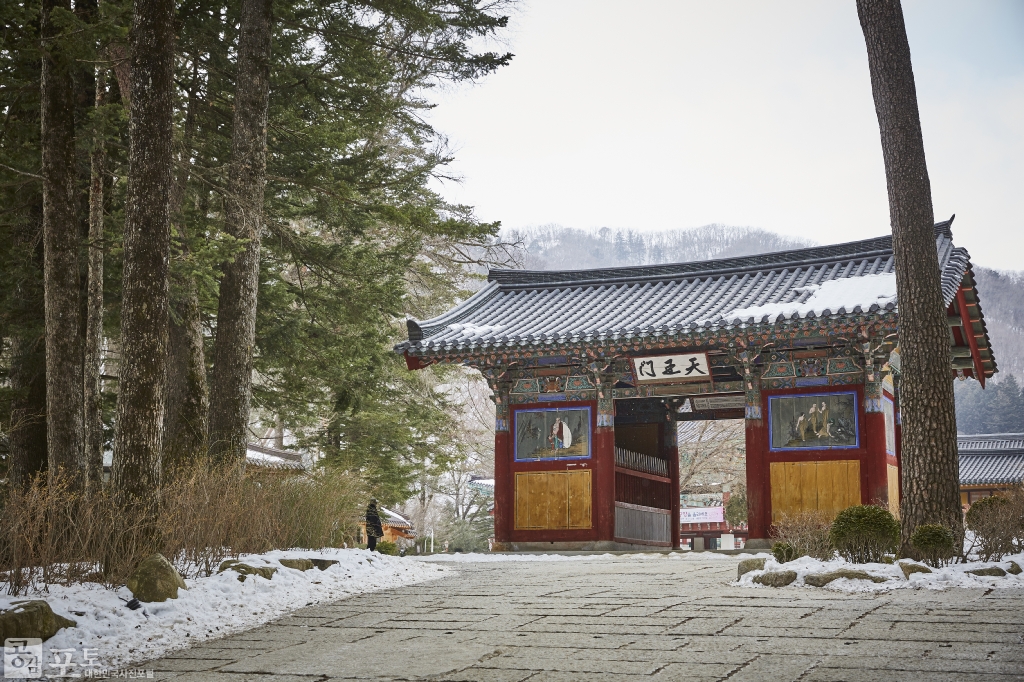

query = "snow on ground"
[[735, 552, 1024, 593], [0, 549, 449, 668]]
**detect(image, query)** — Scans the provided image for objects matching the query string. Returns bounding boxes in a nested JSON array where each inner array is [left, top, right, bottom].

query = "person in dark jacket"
[[365, 499, 384, 551]]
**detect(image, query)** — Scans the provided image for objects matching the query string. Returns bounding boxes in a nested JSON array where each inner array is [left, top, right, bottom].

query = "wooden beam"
[[956, 288, 987, 387], [947, 315, 963, 327], [950, 346, 972, 358]]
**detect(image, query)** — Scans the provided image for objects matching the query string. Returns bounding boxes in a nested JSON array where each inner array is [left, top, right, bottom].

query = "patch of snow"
[[735, 551, 1024, 593], [0, 548, 447, 668], [447, 323, 505, 340], [720, 272, 897, 324]]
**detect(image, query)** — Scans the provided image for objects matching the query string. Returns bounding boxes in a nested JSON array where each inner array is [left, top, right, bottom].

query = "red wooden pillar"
[[862, 404, 889, 506], [666, 418, 681, 549], [493, 428, 511, 545], [591, 377, 617, 544], [744, 415, 769, 541]]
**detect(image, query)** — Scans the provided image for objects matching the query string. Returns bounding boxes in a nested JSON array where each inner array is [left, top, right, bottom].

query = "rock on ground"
[[0, 600, 76, 642], [899, 561, 932, 579], [753, 570, 797, 587], [218, 559, 278, 582], [279, 559, 315, 571], [127, 553, 187, 602], [737, 558, 766, 579], [967, 566, 1007, 577], [804, 569, 887, 587]]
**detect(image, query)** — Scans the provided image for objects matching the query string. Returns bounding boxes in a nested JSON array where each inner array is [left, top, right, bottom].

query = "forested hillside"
[[513, 224, 1024, 434]]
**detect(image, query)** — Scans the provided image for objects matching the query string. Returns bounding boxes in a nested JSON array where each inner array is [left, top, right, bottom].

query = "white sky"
[[425, 0, 1024, 271]]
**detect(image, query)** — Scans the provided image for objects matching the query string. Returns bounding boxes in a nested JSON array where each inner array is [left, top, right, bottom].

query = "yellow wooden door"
[[770, 460, 861, 523], [515, 471, 592, 530], [568, 471, 592, 529], [887, 464, 900, 518], [547, 472, 569, 529]]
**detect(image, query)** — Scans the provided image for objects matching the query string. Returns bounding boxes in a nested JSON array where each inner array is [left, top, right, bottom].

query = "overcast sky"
[[424, 0, 1024, 271]]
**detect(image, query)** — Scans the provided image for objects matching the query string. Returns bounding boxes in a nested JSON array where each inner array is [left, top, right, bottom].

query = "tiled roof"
[[958, 433, 1024, 486], [401, 220, 991, 366]]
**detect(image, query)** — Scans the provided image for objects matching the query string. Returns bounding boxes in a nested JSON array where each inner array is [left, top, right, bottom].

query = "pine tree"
[[111, 0, 175, 509], [857, 0, 962, 554], [40, 0, 85, 483]]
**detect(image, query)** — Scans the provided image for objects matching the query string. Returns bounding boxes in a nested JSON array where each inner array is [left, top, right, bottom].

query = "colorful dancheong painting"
[[514, 407, 591, 461], [768, 392, 859, 451]]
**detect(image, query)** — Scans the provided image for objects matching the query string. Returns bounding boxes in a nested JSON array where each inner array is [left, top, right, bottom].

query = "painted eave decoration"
[[397, 219, 995, 381]]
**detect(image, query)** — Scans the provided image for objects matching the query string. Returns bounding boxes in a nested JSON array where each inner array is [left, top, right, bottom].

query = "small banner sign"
[[680, 506, 724, 524], [631, 353, 711, 383]]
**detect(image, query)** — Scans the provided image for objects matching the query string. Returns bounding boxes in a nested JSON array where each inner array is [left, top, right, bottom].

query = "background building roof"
[[958, 432, 1024, 486]]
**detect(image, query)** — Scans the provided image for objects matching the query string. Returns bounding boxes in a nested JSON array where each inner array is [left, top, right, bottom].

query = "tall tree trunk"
[[84, 67, 107, 489], [163, 280, 209, 471], [40, 0, 84, 484], [163, 62, 209, 474], [111, 0, 175, 506], [208, 0, 273, 462], [8, 331, 49, 489], [857, 0, 961, 554]]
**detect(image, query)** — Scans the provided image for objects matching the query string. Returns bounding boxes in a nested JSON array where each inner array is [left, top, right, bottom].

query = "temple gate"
[[398, 219, 995, 549]]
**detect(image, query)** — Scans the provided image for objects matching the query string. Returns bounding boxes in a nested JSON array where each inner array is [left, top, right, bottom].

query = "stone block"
[[218, 559, 278, 582], [279, 558, 315, 571], [737, 558, 766, 579], [804, 570, 888, 587], [753, 571, 797, 587], [309, 558, 340, 571]]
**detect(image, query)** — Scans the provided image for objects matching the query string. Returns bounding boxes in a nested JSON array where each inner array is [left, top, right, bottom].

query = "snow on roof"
[[399, 220, 983, 359], [379, 506, 412, 529], [713, 272, 896, 326]]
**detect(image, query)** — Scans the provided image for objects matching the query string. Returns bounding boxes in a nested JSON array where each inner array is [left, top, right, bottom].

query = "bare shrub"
[[0, 462, 365, 595], [770, 509, 835, 560], [964, 487, 1024, 562]]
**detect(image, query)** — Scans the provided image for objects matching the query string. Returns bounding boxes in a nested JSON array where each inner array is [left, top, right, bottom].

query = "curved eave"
[[403, 308, 899, 361]]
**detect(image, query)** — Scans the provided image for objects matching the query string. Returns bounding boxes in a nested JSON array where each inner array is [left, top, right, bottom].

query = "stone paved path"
[[146, 554, 1024, 681]]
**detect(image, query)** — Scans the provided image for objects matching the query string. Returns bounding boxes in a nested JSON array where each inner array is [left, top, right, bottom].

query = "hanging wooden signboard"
[[630, 353, 711, 384]]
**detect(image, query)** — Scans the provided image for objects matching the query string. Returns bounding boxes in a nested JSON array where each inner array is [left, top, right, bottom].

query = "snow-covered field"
[[735, 551, 1024, 593], [0, 549, 449, 668]]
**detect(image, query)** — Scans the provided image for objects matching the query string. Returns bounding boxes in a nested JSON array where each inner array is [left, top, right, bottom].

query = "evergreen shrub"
[[771, 542, 798, 563], [375, 541, 398, 556], [828, 505, 899, 564], [910, 524, 955, 567]]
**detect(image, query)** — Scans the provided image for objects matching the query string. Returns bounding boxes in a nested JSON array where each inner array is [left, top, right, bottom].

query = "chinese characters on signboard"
[[631, 353, 710, 383]]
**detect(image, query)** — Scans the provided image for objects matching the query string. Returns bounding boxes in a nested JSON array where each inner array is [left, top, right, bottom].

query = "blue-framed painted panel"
[[768, 391, 859, 452], [514, 406, 592, 462]]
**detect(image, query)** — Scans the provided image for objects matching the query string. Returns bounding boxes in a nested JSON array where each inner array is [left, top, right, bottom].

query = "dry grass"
[[0, 462, 365, 595], [770, 509, 836, 561]]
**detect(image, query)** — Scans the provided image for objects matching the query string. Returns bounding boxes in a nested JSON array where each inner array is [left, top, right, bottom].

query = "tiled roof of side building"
[[399, 219, 993, 374], [959, 433, 1024, 487]]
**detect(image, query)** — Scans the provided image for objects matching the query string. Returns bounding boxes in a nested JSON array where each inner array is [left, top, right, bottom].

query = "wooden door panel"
[[770, 460, 862, 523], [514, 470, 592, 531], [548, 472, 569, 529], [568, 470, 592, 529]]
